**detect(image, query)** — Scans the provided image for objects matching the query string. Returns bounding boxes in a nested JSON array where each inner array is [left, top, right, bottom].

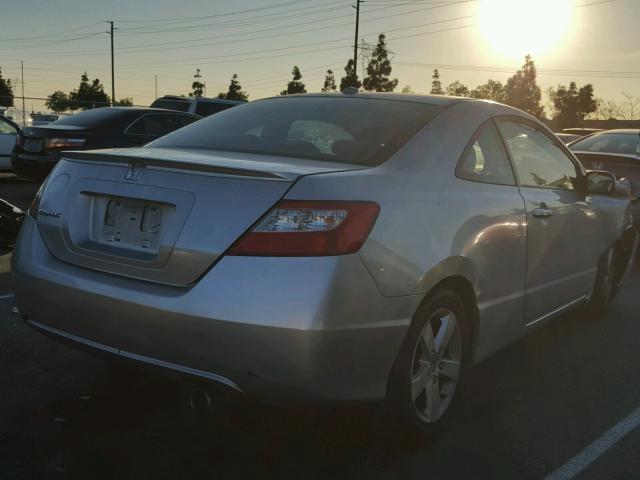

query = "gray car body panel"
[[12, 94, 633, 406]]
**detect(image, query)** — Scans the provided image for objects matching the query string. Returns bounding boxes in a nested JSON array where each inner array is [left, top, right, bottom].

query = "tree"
[[621, 91, 640, 121], [280, 66, 306, 95], [592, 98, 622, 120], [68, 73, 110, 110], [189, 68, 204, 97], [218, 74, 248, 101], [549, 82, 597, 130], [45, 91, 70, 112], [446, 80, 469, 97], [339, 59, 361, 91], [401, 85, 414, 94], [504, 54, 544, 118], [470, 79, 506, 103], [321, 70, 337, 92], [363, 34, 398, 92], [0, 67, 13, 107], [430, 69, 443, 95], [114, 97, 134, 106]]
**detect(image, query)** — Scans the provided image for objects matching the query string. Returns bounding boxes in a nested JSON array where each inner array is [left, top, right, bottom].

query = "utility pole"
[[21, 61, 26, 127], [154, 74, 158, 99], [353, 0, 361, 79], [107, 21, 115, 106]]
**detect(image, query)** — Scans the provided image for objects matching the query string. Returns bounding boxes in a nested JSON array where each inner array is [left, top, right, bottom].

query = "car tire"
[[384, 287, 470, 443], [586, 246, 617, 319]]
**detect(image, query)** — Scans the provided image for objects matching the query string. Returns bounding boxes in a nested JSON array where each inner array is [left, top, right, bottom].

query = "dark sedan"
[[0, 198, 24, 252], [12, 107, 200, 180], [570, 129, 640, 226]]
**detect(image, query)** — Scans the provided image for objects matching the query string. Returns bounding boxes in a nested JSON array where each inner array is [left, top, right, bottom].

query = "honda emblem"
[[125, 162, 145, 181]]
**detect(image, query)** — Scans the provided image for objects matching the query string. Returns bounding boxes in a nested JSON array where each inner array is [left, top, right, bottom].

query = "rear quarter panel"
[[286, 101, 529, 361]]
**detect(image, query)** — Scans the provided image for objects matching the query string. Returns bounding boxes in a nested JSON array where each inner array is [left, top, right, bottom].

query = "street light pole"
[[107, 21, 115, 106], [353, 0, 361, 79], [21, 61, 26, 127]]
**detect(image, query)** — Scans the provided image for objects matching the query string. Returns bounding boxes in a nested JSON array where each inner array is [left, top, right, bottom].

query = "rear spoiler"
[[61, 150, 290, 181]]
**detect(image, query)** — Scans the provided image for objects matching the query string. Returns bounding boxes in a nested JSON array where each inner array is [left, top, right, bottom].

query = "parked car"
[[3, 107, 32, 127], [12, 93, 636, 441], [556, 133, 582, 144], [562, 127, 604, 136], [0, 115, 19, 172], [570, 129, 640, 227], [0, 198, 24, 250], [12, 107, 200, 180], [150, 95, 244, 117], [31, 113, 67, 127]]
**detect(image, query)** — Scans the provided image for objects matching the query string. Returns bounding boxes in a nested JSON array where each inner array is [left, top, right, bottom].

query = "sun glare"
[[478, 0, 572, 60]]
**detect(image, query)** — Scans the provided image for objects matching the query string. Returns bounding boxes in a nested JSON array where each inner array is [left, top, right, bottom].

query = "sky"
[[0, 0, 639, 113]]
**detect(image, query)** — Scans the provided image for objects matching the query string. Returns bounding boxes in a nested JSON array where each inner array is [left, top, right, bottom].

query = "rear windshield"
[[150, 99, 191, 112], [51, 108, 125, 128], [148, 96, 443, 166], [570, 133, 640, 155]]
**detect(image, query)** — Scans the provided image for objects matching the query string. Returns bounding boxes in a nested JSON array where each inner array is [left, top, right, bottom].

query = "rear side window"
[[149, 97, 444, 166], [195, 102, 236, 116], [127, 114, 197, 136], [149, 99, 191, 112], [498, 120, 579, 190], [456, 121, 515, 186]]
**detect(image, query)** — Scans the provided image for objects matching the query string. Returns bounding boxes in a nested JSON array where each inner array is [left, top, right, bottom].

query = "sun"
[[478, 0, 572, 60]]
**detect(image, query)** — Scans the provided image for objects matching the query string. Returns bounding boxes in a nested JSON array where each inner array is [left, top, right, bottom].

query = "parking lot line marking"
[[545, 404, 640, 480], [0, 293, 14, 300]]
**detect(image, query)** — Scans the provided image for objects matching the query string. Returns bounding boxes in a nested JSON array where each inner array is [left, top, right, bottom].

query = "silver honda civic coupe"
[[12, 93, 637, 439]]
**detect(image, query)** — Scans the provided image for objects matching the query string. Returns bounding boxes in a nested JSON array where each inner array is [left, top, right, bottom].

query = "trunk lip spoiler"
[[61, 148, 368, 182], [61, 150, 292, 181]]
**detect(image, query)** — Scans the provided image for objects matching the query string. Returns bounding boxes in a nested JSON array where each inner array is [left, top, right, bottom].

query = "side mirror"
[[586, 170, 616, 195]]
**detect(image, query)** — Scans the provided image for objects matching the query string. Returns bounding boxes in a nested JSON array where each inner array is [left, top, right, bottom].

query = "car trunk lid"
[[35, 147, 366, 286]]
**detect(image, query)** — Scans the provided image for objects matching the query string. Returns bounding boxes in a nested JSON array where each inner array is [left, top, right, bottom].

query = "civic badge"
[[125, 162, 145, 181]]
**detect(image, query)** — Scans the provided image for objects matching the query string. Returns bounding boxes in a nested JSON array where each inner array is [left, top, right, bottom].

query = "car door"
[[496, 118, 598, 325], [0, 116, 19, 170]]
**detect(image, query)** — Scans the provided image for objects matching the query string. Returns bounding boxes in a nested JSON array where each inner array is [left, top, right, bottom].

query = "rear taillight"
[[228, 200, 380, 256], [46, 138, 85, 150]]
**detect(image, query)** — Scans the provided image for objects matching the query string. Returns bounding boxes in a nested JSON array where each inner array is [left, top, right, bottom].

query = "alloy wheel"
[[410, 308, 462, 423]]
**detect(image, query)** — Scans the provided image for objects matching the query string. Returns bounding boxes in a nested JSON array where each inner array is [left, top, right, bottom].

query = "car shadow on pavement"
[[2, 270, 640, 480], [0, 370, 392, 479]]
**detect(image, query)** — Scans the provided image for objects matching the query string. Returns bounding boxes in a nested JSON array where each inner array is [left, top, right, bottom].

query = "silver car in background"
[[12, 93, 636, 440]]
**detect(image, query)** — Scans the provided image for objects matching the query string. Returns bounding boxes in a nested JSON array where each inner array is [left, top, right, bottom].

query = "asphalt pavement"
[[1, 174, 640, 479]]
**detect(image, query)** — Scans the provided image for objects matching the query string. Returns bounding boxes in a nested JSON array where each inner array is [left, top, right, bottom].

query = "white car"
[[0, 116, 19, 171], [3, 107, 32, 127]]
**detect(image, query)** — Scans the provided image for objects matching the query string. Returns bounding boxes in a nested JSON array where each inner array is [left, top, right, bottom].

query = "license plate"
[[100, 198, 164, 251], [24, 138, 43, 152]]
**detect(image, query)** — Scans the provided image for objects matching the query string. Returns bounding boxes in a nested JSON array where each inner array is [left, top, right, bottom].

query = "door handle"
[[532, 207, 553, 219]]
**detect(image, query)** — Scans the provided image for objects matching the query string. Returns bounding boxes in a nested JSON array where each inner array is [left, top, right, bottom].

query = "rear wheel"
[[384, 288, 469, 442]]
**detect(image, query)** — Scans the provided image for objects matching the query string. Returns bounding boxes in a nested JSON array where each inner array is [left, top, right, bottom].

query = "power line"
[[0, 21, 104, 42], [394, 61, 640, 79], [28, 1, 467, 57], [115, 0, 321, 25]]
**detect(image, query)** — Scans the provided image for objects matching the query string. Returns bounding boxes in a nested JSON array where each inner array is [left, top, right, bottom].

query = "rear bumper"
[[13, 217, 420, 407], [11, 151, 59, 179]]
